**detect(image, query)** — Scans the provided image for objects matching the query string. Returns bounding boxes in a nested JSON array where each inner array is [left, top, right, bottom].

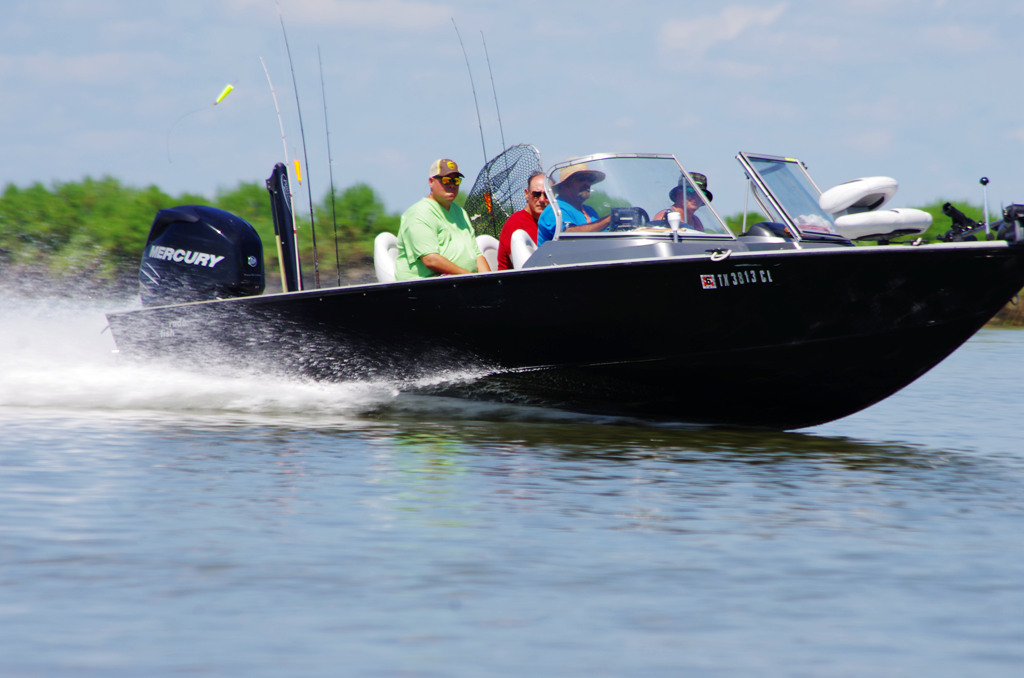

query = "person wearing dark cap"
[[536, 162, 612, 245], [653, 172, 713, 231], [395, 158, 490, 280]]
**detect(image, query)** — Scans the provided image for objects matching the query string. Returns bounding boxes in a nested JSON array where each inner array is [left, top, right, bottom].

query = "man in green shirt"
[[394, 158, 490, 281]]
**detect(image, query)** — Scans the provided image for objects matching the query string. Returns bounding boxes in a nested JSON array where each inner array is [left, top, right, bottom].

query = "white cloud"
[[844, 129, 894, 154], [731, 95, 803, 123], [711, 59, 775, 80], [226, 0, 452, 30], [918, 24, 993, 52], [659, 4, 788, 60], [0, 51, 164, 85], [844, 95, 912, 125], [670, 112, 703, 129]]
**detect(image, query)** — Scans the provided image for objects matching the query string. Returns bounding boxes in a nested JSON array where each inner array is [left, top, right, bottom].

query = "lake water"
[[1, 295, 1022, 677]]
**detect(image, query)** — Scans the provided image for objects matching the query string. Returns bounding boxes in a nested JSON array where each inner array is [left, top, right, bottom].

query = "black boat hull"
[[107, 242, 1024, 429]]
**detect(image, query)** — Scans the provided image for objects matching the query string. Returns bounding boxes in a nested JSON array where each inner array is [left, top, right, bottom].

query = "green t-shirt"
[[394, 197, 482, 281]]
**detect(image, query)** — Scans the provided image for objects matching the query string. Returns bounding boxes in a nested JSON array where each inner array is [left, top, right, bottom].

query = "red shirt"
[[496, 209, 539, 270]]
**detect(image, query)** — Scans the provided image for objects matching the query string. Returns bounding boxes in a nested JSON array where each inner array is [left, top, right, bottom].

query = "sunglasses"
[[435, 175, 462, 186], [529, 190, 548, 199]]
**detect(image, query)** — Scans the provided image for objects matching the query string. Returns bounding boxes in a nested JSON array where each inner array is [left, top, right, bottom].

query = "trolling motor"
[[997, 204, 1024, 243]]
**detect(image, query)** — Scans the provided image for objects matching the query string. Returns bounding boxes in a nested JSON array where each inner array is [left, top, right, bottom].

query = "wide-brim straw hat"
[[554, 162, 606, 186]]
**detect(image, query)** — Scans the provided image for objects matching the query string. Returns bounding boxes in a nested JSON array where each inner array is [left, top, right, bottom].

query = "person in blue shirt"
[[536, 163, 612, 245]]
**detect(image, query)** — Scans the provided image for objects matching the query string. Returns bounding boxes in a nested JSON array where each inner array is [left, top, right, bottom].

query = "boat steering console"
[[608, 206, 650, 230]]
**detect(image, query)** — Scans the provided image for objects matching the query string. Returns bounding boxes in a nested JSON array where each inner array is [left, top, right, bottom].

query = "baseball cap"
[[428, 158, 464, 178]]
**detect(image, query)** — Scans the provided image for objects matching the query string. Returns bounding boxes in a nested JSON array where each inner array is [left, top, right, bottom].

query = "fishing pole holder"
[[939, 202, 983, 242]]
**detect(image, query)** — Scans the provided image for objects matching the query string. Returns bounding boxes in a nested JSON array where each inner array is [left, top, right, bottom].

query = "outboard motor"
[[139, 205, 264, 307]]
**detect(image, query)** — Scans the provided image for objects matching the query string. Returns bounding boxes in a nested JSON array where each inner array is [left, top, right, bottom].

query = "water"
[[1, 295, 1022, 677]]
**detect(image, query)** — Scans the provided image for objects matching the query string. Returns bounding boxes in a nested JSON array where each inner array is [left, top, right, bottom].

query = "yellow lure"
[[214, 84, 234, 105]]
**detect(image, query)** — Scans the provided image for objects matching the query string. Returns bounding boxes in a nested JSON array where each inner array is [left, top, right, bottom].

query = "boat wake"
[[0, 293, 606, 426], [0, 294, 422, 423]]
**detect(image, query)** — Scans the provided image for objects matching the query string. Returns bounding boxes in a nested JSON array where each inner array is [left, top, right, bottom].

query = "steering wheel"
[[609, 206, 650, 230]]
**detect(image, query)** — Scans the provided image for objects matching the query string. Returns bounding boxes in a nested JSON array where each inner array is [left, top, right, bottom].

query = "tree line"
[[0, 176, 399, 293], [0, 175, 996, 295]]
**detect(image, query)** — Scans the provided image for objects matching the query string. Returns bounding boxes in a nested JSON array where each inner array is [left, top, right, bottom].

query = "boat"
[[106, 149, 1024, 429]]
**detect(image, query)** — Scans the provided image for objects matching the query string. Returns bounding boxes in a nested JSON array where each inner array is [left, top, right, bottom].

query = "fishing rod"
[[276, 0, 321, 288], [480, 32, 506, 153], [452, 18, 488, 166], [452, 17, 502, 236], [259, 56, 302, 292], [318, 46, 342, 287], [480, 29, 515, 228]]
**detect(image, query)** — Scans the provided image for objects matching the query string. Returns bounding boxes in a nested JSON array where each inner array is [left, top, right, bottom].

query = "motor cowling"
[[139, 205, 264, 307]]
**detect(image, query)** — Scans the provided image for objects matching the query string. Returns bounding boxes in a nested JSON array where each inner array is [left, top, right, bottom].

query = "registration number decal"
[[701, 268, 773, 289]]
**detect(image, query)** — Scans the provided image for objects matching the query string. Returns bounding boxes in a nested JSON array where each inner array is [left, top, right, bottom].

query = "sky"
[[3, 0, 1023, 221]]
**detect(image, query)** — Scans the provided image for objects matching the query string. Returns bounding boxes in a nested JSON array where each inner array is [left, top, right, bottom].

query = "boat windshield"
[[547, 154, 731, 239], [738, 153, 839, 237]]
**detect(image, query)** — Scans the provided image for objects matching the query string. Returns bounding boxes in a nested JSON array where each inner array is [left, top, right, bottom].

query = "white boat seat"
[[476, 234, 499, 272], [833, 208, 932, 241], [373, 232, 399, 282], [510, 228, 537, 269], [819, 176, 899, 215]]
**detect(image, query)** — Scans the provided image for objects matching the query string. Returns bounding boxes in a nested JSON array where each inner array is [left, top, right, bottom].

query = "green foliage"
[[0, 176, 401, 291], [0, 177, 176, 281], [315, 183, 399, 259], [724, 211, 770, 233]]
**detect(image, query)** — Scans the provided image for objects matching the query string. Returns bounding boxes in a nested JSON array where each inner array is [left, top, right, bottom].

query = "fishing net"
[[464, 144, 543, 238]]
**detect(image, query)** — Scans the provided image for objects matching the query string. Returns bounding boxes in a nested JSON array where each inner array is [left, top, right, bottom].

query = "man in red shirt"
[[496, 171, 549, 270]]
